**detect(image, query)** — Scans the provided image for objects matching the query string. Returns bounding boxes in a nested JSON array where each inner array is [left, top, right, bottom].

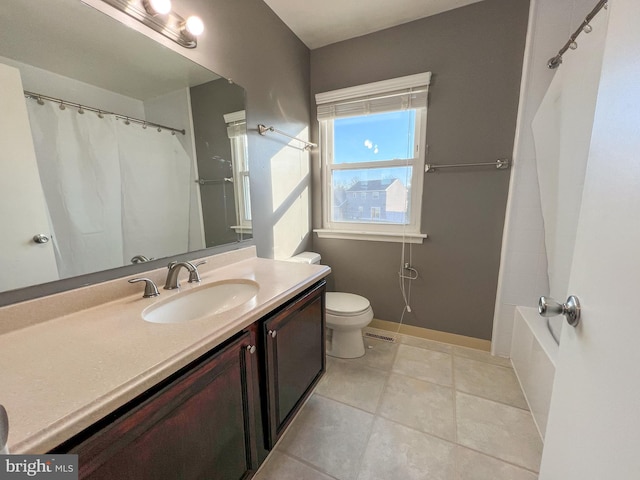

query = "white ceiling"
[[262, 0, 486, 49]]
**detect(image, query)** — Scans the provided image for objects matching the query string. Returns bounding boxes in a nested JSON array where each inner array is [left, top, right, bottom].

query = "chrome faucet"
[[164, 261, 205, 290]]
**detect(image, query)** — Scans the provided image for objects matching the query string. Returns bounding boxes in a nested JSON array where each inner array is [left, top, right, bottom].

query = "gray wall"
[[190, 79, 247, 247], [310, 0, 530, 340], [181, 0, 312, 259]]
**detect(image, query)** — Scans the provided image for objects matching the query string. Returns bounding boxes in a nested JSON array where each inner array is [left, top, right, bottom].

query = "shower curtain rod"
[[547, 0, 608, 69], [23, 90, 186, 135]]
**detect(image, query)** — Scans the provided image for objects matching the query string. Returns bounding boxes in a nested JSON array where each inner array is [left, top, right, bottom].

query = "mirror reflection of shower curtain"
[[532, 10, 608, 300], [26, 101, 123, 278], [117, 123, 190, 261], [26, 103, 191, 276]]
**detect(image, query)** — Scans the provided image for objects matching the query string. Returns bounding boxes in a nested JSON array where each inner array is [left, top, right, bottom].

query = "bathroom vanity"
[[0, 247, 329, 479]]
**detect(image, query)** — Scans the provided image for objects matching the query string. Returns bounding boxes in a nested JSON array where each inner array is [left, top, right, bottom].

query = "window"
[[224, 110, 251, 233], [314, 73, 431, 243]]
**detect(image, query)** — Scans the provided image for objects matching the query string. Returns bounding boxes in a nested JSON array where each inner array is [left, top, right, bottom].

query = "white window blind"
[[224, 110, 246, 138], [316, 72, 431, 121]]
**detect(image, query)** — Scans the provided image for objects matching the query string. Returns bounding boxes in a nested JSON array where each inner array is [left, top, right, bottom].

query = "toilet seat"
[[326, 292, 371, 317]]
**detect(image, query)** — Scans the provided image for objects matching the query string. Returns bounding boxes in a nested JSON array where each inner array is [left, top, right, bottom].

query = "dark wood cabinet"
[[262, 281, 326, 448], [54, 281, 326, 479], [68, 330, 259, 480]]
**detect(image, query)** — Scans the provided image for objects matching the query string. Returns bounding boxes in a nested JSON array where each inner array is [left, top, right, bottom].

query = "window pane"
[[242, 175, 252, 221], [331, 167, 412, 224], [334, 111, 416, 164]]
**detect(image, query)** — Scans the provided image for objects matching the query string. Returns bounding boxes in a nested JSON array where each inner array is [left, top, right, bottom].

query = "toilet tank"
[[285, 252, 321, 264]]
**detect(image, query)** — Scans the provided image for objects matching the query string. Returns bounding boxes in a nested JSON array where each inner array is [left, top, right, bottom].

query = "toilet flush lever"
[[538, 295, 581, 327]]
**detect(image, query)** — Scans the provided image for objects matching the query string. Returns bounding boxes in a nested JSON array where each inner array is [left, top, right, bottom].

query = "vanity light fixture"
[[184, 15, 204, 36], [143, 0, 172, 15], [100, 0, 204, 48]]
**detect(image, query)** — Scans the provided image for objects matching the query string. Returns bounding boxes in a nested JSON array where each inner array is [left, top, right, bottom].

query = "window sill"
[[231, 225, 252, 234], [314, 229, 427, 244]]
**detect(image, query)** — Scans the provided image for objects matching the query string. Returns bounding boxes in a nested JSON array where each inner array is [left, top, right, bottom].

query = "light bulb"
[[145, 0, 171, 15], [583, 24, 593, 33], [185, 15, 204, 36], [569, 41, 578, 50]]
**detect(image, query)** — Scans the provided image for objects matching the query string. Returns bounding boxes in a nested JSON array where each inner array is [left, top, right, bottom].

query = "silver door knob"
[[32, 234, 50, 244], [538, 295, 581, 327], [268, 330, 277, 338], [246, 345, 256, 354]]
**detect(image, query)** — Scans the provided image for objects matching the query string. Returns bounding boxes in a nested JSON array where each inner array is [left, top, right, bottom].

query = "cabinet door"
[[70, 331, 259, 480], [263, 282, 325, 447]]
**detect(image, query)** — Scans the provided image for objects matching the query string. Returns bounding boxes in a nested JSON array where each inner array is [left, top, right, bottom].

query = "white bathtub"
[[510, 306, 560, 440]]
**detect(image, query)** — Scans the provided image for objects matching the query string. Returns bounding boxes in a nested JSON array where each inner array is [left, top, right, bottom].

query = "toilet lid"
[[326, 292, 371, 316]]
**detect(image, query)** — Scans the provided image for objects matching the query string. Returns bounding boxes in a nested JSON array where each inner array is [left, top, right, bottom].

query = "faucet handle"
[[129, 278, 160, 298], [188, 260, 206, 283]]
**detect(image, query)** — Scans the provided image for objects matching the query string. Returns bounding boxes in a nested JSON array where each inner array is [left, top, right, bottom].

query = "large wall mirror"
[[0, 0, 252, 296]]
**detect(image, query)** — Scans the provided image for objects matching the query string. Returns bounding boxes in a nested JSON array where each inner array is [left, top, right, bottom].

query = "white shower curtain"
[[117, 122, 191, 262], [532, 11, 608, 300], [26, 101, 123, 278], [26, 103, 191, 276]]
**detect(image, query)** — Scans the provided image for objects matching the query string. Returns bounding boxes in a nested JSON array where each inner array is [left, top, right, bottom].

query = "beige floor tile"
[[454, 447, 538, 480], [315, 358, 388, 412], [453, 345, 512, 367], [456, 392, 543, 472], [254, 451, 337, 480], [278, 394, 374, 480], [392, 344, 453, 386], [357, 417, 456, 480], [399, 334, 453, 353], [454, 356, 528, 409], [378, 373, 455, 440], [347, 337, 398, 371]]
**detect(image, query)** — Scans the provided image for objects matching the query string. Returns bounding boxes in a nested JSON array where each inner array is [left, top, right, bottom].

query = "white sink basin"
[[142, 279, 259, 324]]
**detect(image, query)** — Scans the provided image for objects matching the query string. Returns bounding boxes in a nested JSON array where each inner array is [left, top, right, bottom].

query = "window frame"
[[224, 110, 252, 234], [314, 73, 431, 243]]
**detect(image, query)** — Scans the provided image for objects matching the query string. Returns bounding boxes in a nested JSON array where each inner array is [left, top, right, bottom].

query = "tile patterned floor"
[[254, 328, 542, 480]]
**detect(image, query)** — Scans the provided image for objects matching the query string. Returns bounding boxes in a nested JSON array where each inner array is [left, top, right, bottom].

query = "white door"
[[0, 63, 58, 291], [539, 0, 640, 477]]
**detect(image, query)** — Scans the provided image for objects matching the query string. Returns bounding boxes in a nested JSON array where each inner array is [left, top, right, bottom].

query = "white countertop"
[[0, 248, 330, 454]]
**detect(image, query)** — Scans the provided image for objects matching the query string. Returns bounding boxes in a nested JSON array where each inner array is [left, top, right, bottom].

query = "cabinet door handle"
[[246, 345, 256, 354], [268, 330, 277, 338]]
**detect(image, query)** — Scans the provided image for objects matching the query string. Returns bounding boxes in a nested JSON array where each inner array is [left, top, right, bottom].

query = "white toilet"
[[286, 252, 374, 358]]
